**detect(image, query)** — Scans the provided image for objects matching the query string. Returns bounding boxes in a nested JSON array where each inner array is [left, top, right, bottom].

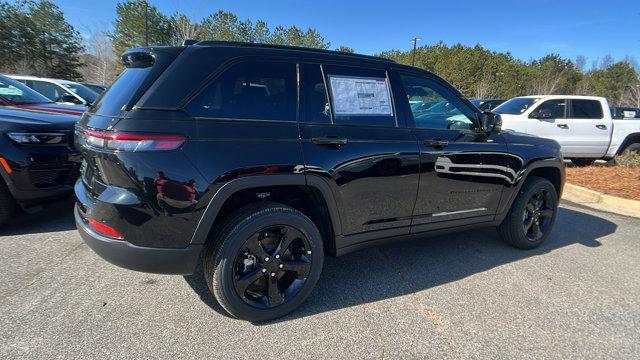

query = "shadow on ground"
[[184, 206, 617, 323], [0, 196, 76, 236]]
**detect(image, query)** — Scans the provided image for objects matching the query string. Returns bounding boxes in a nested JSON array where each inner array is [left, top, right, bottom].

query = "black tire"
[[621, 143, 640, 156], [203, 202, 324, 322], [498, 176, 558, 249], [0, 178, 15, 227], [571, 158, 596, 167]]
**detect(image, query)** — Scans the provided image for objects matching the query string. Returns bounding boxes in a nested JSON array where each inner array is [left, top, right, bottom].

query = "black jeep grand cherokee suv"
[[75, 42, 564, 321], [0, 107, 81, 225]]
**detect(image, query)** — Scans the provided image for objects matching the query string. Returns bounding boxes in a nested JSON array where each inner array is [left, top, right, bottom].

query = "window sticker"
[[328, 75, 393, 116]]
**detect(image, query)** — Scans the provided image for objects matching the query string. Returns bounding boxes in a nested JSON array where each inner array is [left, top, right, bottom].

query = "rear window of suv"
[[187, 61, 297, 121], [91, 68, 153, 116], [91, 48, 183, 117]]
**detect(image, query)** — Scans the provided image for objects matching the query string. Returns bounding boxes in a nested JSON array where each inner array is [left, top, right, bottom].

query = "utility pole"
[[411, 37, 421, 66], [144, 0, 149, 46]]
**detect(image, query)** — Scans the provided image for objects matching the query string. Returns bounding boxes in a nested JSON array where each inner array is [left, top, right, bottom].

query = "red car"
[[0, 75, 85, 116]]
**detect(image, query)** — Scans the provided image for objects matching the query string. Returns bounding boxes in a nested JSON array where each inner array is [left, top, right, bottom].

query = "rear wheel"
[[621, 143, 640, 156], [571, 158, 596, 167], [203, 202, 323, 322], [0, 178, 15, 227], [498, 176, 558, 249]]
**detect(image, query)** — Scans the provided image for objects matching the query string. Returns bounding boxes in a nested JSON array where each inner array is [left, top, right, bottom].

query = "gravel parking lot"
[[1, 198, 639, 359]]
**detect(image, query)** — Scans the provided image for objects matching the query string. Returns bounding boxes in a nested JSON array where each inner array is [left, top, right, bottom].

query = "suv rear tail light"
[[83, 130, 186, 152], [87, 218, 124, 240]]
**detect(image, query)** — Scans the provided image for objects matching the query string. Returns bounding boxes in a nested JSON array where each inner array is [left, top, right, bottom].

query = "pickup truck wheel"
[[203, 202, 323, 322], [498, 176, 558, 249], [0, 178, 15, 227], [621, 143, 640, 156], [571, 158, 596, 167]]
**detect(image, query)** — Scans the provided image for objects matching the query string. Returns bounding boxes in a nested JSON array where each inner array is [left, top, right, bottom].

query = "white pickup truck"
[[494, 95, 640, 166]]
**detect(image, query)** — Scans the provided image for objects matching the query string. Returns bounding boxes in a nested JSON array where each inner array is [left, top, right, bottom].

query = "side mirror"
[[480, 112, 502, 133], [530, 109, 552, 119]]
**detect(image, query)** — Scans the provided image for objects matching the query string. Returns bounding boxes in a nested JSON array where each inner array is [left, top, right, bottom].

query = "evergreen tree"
[[110, 0, 172, 57], [0, 0, 84, 80]]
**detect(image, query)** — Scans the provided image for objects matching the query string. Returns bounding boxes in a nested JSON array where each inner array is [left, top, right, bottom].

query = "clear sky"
[[51, 0, 639, 64]]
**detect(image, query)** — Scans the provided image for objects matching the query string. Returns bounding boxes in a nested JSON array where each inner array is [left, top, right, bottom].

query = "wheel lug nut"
[[270, 272, 276, 277], [275, 254, 280, 259], [278, 264, 284, 269], [261, 268, 267, 273], [264, 257, 270, 262]]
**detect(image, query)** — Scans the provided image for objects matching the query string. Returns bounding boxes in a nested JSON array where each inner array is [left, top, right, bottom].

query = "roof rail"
[[193, 40, 395, 63]]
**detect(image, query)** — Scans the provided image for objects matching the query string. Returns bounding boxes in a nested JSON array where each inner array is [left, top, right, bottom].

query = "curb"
[[562, 183, 640, 218]]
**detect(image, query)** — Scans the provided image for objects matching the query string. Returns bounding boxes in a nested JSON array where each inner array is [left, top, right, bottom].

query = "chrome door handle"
[[596, 124, 607, 130], [312, 136, 347, 147], [424, 139, 449, 148], [556, 124, 569, 129]]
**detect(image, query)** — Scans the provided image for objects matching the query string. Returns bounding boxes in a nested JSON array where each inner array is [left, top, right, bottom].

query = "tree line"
[[379, 44, 639, 106], [0, 0, 638, 107]]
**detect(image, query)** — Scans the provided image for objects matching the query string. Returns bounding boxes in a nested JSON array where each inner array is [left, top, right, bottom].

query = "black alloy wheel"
[[498, 176, 558, 249], [522, 189, 554, 242], [233, 225, 312, 308], [204, 202, 324, 322]]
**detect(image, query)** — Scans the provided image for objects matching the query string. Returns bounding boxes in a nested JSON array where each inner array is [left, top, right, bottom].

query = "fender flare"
[[498, 158, 565, 219], [189, 174, 342, 244], [616, 132, 640, 155]]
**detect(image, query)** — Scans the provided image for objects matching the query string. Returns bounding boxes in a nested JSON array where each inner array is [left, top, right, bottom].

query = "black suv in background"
[[74, 42, 564, 321], [470, 98, 506, 112], [0, 107, 81, 225]]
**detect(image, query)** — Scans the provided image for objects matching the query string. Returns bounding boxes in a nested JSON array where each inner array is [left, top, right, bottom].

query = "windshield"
[[0, 75, 52, 105], [494, 98, 540, 115], [64, 82, 98, 104]]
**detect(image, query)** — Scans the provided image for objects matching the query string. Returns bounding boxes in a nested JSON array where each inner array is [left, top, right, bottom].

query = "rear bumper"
[[75, 204, 202, 275]]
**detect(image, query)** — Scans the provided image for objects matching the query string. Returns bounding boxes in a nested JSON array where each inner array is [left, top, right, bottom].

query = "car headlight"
[[7, 132, 67, 144]]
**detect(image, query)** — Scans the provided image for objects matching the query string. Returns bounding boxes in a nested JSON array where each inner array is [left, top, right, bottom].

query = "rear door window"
[[187, 61, 297, 121], [322, 65, 396, 127], [301, 64, 331, 124], [570, 99, 603, 119]]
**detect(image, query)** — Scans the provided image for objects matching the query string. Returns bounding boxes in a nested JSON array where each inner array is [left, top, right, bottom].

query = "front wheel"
[[498, 176, 559, 249], [0, 178, 15, 227], [203, 202, 324, 322]]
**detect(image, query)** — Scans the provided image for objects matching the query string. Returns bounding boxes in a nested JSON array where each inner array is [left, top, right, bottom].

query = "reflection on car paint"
[[434, 152, 524, 184]]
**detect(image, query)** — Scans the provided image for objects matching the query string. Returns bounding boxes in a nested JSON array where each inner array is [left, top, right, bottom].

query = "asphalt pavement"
[[1, 197, 638, 359]]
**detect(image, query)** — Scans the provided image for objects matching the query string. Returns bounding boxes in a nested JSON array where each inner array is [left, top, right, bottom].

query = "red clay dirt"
[[565, 166, 640, 201]]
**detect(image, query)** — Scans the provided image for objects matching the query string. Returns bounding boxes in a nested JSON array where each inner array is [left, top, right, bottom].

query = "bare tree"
[[621, 75, 640, 107], [575, 76, 594, 95], [80, 29, 117, 84], [529, 69, 565, 95], [474, 74, 492, 98], [170, 13, 202, 45]]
